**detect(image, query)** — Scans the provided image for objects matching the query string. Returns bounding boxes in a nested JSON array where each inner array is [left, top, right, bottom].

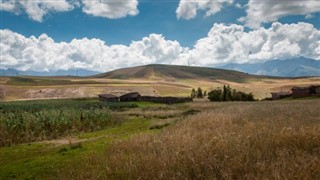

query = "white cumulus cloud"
[[242, 0, 320, 28], [176, 0, 233, 20], [0, 0, 139, 21], [0, 0, 75, 22], [0, 30, 187, 72], [184, 22, 320, 66], [81, 0, 138, 19]]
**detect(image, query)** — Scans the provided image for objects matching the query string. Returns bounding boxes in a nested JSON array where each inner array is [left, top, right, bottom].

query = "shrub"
[[208, 85, 255, 102]]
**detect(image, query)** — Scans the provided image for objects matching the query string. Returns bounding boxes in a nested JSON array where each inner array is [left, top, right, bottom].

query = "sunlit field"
[[60, 100, 320, 179], [1, 98, 319, 179], [1, 75, 320, 100]]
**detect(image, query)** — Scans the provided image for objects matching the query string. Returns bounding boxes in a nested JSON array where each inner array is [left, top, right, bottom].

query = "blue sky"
[[1, 0, 247, 47], [0, 0, 320, 72]]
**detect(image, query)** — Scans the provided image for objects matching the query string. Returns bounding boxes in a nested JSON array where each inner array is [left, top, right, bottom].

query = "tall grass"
[[0, 99, 137, 146], [61, 100, 320, 179]]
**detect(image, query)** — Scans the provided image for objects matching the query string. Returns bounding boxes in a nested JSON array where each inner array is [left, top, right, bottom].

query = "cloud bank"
[[0, 0, 139, 22], [181, 22, 320, 66], [176, 0, 320, 28], [1, 22, 319, 72], [0, 30, 186, 71]]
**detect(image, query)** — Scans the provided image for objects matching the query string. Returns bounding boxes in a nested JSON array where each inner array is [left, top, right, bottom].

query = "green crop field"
[[0, 99, 139, 146]]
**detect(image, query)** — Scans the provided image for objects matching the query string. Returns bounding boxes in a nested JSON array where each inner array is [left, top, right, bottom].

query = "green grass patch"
[[0, 117, 152, 180], [0, 99, 138, 146]]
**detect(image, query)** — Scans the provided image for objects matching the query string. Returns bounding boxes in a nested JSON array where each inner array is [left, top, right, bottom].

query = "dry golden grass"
[[60, 100, 320, 179], [2, 75, 320, 100]]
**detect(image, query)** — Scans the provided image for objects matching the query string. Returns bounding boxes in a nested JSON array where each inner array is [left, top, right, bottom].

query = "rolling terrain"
[[95, 64, 268, 82], [1, 64, 320, 100]]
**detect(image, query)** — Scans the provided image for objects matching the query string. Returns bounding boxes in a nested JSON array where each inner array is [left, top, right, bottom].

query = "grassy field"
[[1, 75, 319, 100], [1, 99, 319, 179], [1, 65, 320, 101], [0, 99, 196, 179], [60, 100, 320, 179]]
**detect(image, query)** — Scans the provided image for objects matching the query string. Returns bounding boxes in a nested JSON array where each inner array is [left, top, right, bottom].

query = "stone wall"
[[140, 96, 192, 104]]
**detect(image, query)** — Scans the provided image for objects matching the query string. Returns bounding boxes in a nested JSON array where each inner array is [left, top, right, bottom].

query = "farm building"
[[291, 85, 320, 98], [271, 92, 291, 100], [310, 85, 320, 95], [98, 94, 119, 102], [315, 85, 320, 94], [120, 92, 141, 102]]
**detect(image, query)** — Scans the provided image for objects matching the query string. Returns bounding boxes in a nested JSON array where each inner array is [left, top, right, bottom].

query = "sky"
[[0, 0, 320, 72]]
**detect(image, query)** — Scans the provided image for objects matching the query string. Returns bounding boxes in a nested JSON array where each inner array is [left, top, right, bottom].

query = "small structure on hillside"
[[315, 85, 320, 94], [271, 92, 291, 100], [98, 94, 119, 102], [120, 92, 141, 102], [291, 85, 320, 98]]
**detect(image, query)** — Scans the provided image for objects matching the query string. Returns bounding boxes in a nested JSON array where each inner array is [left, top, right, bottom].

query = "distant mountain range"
[[217, 57, 320, 77], [0, 69, 101, 77]]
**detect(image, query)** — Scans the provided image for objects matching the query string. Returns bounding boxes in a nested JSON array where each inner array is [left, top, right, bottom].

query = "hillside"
[[95, 64, 272, 82], [2, 64, 319, 101], [0, 68, 101, 77]]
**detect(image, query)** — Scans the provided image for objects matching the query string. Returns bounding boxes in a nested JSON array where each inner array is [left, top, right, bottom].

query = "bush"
[[190, 87, 205, 98], [208, 85, 255, 102]]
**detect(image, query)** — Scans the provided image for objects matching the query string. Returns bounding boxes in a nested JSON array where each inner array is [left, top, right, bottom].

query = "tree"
[[190, 88, 197, 98], [223, 85, 227, 101], [208, 86, 255, 102], [197, 87, 203, 98], [208, 88, 223, 101]]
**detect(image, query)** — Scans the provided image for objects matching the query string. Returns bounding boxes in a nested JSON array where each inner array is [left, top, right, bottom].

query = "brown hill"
[[94, 64, 272, 82]]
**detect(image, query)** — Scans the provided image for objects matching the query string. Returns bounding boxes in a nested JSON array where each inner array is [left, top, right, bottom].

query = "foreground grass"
[[0, 100, 193, 179], [60, 100, 320, 179], [0, 118, 151, 179]]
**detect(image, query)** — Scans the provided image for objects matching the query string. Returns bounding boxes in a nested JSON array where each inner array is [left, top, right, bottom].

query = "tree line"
[[191, 85, 255, 102], [190, 87, 207, 98]]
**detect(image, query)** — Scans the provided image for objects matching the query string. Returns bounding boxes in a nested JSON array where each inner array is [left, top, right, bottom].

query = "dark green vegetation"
[[190, 87, 206, 98], [0, 99, 137, 146], [94, 64, 277, 82], [208, 85, 255, 101]]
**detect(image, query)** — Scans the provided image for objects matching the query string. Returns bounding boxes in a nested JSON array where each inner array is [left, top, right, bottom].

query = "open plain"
[[1, 65, 320, 101]]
